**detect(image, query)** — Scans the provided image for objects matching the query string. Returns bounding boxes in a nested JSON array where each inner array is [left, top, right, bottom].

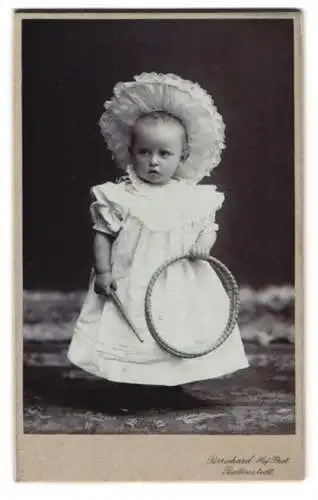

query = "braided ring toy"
[[144, 254, 240, 359]]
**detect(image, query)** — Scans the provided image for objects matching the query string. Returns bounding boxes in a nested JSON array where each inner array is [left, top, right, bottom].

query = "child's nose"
[[149, 153, 160, 166]]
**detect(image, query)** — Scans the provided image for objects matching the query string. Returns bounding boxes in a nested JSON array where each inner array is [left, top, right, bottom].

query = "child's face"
[[131, 119, 186, 185]]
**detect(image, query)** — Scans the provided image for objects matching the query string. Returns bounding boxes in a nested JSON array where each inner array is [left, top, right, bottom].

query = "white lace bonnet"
[[99, 72, 226, 184]]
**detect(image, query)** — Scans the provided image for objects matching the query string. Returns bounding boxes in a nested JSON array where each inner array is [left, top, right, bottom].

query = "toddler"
[[67, 72, 249, 386]]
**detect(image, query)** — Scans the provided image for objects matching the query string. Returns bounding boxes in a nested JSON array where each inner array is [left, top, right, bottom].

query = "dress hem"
[[67, 339, 249, 386]]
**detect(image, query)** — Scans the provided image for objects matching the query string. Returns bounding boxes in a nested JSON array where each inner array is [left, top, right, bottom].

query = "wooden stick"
[[109, 290, 144, 343]]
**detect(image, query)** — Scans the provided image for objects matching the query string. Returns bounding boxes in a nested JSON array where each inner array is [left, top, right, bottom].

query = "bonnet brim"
[[99, 72, 226, 184]]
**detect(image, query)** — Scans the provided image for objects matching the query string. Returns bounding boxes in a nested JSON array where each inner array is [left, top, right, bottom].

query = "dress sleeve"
[[89, 183, 127, 236], [191, 186, 225, 255]]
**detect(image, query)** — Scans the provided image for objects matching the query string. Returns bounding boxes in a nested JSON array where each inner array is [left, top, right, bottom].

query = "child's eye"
[[160, 150, 172, 157], [137, 148, 149, 155]]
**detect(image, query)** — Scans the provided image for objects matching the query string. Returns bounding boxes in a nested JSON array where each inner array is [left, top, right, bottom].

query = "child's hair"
[[129, 110, 190, 161]]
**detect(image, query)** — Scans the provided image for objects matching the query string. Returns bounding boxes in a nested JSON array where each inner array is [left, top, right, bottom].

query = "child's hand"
[[94, 271, 117, 296], [188, 249, 197, 261]]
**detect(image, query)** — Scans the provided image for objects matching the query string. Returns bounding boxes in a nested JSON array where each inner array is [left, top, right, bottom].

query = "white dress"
[[67, 169, 249, 385]]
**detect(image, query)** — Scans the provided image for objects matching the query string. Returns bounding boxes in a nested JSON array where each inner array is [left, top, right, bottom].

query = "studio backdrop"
[[22, 18, 294, 291]]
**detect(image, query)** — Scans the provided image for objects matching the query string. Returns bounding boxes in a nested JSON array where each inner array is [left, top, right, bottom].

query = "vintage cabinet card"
[[14, 9, 304, 481]]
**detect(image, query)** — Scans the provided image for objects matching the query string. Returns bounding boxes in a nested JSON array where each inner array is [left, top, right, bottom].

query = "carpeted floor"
[[23, 342, 295, 434]]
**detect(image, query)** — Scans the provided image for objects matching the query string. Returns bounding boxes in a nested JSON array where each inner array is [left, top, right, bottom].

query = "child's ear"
[[180, 145, 190, 162]]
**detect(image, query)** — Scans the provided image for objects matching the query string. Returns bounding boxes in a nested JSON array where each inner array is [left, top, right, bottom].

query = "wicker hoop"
[[144, 254, 240, 359]]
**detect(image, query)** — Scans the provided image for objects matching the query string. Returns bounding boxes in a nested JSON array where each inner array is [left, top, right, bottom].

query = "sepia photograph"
[[14, 9, 304, 482], [21, 13, 297, 436]]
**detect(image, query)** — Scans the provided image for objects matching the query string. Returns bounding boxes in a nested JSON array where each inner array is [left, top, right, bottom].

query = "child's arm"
[[189, 218, 218, 258], [93, 231, 117, 296], [190, 187, 224, 256]]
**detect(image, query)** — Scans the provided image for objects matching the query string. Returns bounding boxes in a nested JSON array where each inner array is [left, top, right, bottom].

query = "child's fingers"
[[111, 279, 118, 291], [104, 284, 113, 296], [188, 250, 197, 261], [94, 283, 111, 296], [94, 274, 117, 296]]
